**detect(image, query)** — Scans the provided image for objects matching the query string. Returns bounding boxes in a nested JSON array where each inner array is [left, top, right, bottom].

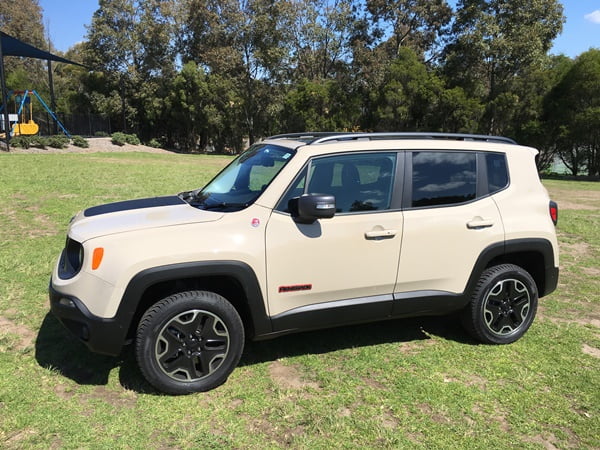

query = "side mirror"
[[289, 194, 336, 223]]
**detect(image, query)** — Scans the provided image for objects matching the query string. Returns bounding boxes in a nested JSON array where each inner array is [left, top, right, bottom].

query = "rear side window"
[[486, 153, 509, 194], [411, 151, 476, 207]]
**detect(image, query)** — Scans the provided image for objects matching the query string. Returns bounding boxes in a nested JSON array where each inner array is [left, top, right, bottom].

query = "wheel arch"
[[467, 238, 558, 299], [118, 261, 272, 345]]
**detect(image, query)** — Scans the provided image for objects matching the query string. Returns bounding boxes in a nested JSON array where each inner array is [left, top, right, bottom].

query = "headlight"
[[58, 238, 84, 279]]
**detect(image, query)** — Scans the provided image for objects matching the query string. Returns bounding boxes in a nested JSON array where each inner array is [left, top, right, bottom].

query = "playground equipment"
[[0, 90, 71, 138]]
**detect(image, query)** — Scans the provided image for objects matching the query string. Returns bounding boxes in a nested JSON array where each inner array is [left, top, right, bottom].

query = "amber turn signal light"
[[92, 247, 104, 270]]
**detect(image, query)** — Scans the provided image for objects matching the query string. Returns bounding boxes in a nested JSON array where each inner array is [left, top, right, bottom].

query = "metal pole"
[[47, 59, 58, 135], [0, 33, 11, 150]]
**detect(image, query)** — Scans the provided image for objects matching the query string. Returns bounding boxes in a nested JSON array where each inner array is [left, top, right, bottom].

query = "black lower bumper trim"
[[49, 284, 127, 356]]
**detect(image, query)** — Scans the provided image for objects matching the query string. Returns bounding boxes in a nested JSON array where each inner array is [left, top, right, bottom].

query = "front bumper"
[[49, 283, 128, 356]]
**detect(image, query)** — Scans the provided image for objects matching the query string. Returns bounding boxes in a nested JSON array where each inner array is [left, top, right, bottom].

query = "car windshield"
[[180, 144, 295, 212]]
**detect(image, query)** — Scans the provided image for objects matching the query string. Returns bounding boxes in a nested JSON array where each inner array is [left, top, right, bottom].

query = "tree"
[[0, 0, 47, 90], [444, 0, 564, 135], [513, 55, 573, 171], [544, 50, 600, 176], [85, 0, 139, 131], [366, 0, 452, 60], [181, 0, 294, 144]]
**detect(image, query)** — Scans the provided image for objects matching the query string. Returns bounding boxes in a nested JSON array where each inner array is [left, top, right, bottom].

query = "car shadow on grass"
[[239, 314, 473, 367], [35, 312, 475, 395]]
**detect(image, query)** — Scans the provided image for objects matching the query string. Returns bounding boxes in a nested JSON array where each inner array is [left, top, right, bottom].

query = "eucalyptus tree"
[[444, 0, 564, 135], [0, 0, 47, 91], [544, 50, 600, 176], [181, 0, 294, 145], [365, 0, 452, 60]]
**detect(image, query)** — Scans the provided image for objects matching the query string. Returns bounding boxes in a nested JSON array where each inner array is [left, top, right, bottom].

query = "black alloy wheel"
[[136, 291, 244, 394]]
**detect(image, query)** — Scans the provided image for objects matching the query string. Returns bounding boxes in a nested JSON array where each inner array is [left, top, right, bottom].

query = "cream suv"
[[49, 132, 559, 394]]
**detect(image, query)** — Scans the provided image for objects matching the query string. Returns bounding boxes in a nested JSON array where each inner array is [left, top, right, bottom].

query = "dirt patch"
[[417, 403, 451, 425], [245, 414, 306, 447], [381, 410, 399, 429], [555, 200, 597, 211], [363, 376, 386, 390], [546, 188, 600, 210], [4, 428, 37, 446], [581, 266, 600, 277], [472, 403, 509, 432], [5, 137, 172, 155], [0, 316, 35, 351], [396, 339, 436, 355], [582, 344, 600, 358], [524, 433, 560, 450], [268, 360, 320, 390], [338, 407, 352, 417], [559, 240, 592, 259]]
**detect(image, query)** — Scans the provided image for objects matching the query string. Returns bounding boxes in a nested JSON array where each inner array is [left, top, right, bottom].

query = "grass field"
[[0, 151, 598, 448]]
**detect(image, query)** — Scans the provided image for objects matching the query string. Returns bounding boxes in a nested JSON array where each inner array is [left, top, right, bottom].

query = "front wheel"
[[136, 290, 244, 394], [462, 264, 538, 344]]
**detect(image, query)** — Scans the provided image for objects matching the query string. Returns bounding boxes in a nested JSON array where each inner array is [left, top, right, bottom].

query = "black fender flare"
[[117, 260, 272, 341]]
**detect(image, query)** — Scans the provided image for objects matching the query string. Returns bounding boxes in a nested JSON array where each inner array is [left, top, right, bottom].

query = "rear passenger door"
[[394, 150, 505, 301]]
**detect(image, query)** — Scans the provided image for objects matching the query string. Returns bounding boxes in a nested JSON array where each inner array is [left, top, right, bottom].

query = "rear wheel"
[[462, 264, 538, 344], [136, 290, 244, 394]]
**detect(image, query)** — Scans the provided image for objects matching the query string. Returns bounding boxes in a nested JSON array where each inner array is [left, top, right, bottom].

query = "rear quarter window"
[[486, 153, 509, 193]]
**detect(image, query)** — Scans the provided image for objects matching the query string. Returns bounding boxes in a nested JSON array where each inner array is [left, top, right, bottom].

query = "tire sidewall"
[[137, 291, 244, 394]]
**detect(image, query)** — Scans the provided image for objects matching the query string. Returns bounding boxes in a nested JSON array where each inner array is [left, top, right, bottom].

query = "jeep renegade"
[[49, 132, 559, 394]]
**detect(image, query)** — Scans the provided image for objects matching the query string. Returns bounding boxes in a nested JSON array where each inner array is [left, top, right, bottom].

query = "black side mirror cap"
[[289, 194, 336, 223]]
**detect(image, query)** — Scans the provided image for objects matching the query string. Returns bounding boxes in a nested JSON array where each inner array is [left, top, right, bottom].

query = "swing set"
[[0, 89, 71, 138]]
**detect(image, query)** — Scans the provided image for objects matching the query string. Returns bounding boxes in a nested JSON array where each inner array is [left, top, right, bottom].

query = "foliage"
[[147, 138, 162, 148], [444, 0, 565, 135], [0, 0, 47, 91], [71, 136, 90, 148], [4, 0, 599, 174], [544, 50, 600, 176], [9, 136, 31, 149], [48, 135, 70, 149], [111, 132, 140, 146]]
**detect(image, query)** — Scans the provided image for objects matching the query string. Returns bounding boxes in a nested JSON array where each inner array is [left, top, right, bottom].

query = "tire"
[[136, 290, 244, 394], [461, 264, 538, 344]]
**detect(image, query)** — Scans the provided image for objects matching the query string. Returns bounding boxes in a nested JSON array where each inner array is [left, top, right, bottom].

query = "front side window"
[[181, 144, 295, 211], [277, 153, 397, 214], [411, 151, 476, 207]]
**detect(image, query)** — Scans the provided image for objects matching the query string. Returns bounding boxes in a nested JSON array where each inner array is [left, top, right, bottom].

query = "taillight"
[[549, 201, 558, 225]]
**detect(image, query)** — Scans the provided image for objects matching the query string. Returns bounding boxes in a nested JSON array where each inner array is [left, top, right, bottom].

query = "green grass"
[[0, 154, 598, 448]]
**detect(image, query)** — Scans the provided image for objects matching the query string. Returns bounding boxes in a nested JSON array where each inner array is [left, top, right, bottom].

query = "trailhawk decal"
[[278, 284, 313, 293]]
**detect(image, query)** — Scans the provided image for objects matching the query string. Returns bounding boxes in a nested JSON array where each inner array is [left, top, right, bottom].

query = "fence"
[[32, 112, 113, 137]]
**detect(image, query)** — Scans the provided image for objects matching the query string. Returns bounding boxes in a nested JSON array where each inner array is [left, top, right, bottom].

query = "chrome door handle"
[[466, 219, 494, 229], [365, 229, 397, 239]]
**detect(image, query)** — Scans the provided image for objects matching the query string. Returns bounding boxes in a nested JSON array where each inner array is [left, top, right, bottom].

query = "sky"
[[39, 0, 600, 58]]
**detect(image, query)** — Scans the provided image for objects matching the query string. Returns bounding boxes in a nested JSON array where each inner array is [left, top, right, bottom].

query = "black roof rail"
[[266, 132, 517, 145]]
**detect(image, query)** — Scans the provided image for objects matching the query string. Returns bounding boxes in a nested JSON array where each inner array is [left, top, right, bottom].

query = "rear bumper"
[[49, 283, 127, 356]]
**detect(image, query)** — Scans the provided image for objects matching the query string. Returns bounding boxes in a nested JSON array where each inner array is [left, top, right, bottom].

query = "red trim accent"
[[278, 284, 312, 293]]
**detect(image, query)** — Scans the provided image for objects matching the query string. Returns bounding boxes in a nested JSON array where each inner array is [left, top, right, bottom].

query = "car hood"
[[68, 196, 223, 242]]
